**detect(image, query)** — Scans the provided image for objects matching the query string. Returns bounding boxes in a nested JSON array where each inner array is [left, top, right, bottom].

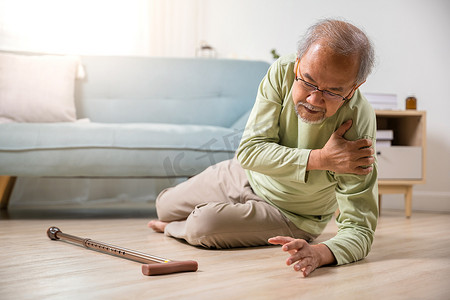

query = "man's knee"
[[184, 203, 231, 248]]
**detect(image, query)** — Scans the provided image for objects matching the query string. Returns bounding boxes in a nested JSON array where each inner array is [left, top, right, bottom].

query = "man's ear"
[[294, 58, 299, 75]]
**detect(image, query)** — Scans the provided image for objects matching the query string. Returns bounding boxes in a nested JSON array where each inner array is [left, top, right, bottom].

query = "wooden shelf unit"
[[375, 110, 426, 217]]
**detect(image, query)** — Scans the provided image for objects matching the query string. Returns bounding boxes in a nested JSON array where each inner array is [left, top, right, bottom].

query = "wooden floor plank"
[[0, 210, 449, 299]]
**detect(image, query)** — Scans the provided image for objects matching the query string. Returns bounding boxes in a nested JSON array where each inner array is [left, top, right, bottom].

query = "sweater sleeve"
[[236, 59, 311, 183], [321, 167, 379, 265]]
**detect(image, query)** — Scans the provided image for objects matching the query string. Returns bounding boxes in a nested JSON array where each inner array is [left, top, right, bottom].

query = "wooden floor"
[[1, 209, 449, 300]]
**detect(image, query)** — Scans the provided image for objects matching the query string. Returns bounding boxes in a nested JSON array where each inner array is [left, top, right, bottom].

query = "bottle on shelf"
[[405, 95, 417, 110]]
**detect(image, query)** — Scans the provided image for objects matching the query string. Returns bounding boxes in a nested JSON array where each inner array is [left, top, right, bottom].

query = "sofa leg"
[[0, 176, 16, 210]]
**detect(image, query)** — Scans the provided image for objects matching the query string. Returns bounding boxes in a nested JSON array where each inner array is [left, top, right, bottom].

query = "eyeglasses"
[[295, 59, 356, 102]]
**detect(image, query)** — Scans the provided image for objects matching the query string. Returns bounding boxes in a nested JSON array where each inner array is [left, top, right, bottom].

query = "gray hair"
[[297, 19, 375, 84]]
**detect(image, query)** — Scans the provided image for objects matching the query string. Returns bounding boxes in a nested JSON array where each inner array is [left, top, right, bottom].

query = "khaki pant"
[[156, 157, 317, 249]]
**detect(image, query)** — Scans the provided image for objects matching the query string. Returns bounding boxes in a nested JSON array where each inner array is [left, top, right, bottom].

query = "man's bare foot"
[[148, 220, 169, 233]]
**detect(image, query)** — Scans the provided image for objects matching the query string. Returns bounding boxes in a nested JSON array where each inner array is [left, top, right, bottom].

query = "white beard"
[[294, 102, 326, 124]]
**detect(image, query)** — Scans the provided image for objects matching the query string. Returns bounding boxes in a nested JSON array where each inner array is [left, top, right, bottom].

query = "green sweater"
[[236, 54, 378, 265]]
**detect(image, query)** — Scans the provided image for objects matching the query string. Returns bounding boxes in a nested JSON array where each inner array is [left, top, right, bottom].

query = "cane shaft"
[[55, 231, 87, 245], [51, 227, 168, 264], [83, 239, 169, 264]]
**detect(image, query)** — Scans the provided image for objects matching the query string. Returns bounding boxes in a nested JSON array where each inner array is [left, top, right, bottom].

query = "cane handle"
[[142, 260, 198, 276]]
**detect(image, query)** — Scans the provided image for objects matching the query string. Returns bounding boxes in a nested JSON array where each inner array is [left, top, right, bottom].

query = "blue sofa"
[[0, 55, 270, 208]]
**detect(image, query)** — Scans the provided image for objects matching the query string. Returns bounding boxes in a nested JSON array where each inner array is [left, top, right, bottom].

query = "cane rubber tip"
[[47, 226, 61, 240]]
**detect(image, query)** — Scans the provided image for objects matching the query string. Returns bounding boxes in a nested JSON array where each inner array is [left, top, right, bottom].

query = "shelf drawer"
[[377, 146, 422, 180]]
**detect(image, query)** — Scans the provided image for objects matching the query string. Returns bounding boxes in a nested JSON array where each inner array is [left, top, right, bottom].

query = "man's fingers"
[[354, 138, 373, 149], [353, 166, 373, 175], [358, 146, 374, 157], [293, 259, 311, 272], [268, 236, 295, 245], [302, 265, 315, 277], [270, 237, 305, 256], [334, 120, 353, 137], [282, 239, 308, 253], [357, 156, 375, 166], [273, 239, 319, 277]]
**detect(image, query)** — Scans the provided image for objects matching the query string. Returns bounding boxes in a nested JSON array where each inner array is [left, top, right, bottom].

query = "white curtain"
[[147, 0, 204, 57], [0, 0, 204, 57]]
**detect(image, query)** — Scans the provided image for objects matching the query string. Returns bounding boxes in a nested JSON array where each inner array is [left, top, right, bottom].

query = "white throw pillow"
[[0, 53, 80, 123]]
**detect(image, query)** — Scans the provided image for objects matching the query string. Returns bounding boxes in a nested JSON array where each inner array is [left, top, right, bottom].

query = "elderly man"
[[149, 19, 378, 277]]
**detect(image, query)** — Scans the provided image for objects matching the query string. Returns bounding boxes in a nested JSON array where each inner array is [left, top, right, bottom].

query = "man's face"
[[292, 42, 360, 124]]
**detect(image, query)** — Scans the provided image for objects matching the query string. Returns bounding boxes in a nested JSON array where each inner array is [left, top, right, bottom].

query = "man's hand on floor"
[[268, 236, 336, 277]]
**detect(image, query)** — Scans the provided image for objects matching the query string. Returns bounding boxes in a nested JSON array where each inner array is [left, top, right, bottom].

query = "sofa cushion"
[[0, 53, 80, 123], [0, 123, 240, 177], [75, 56, 269, 127]]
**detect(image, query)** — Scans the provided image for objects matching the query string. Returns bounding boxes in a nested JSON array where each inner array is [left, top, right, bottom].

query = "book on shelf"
[[376, 140, 392, 148], [363, 92, 398, 110], [376, 130, 394, 140]]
